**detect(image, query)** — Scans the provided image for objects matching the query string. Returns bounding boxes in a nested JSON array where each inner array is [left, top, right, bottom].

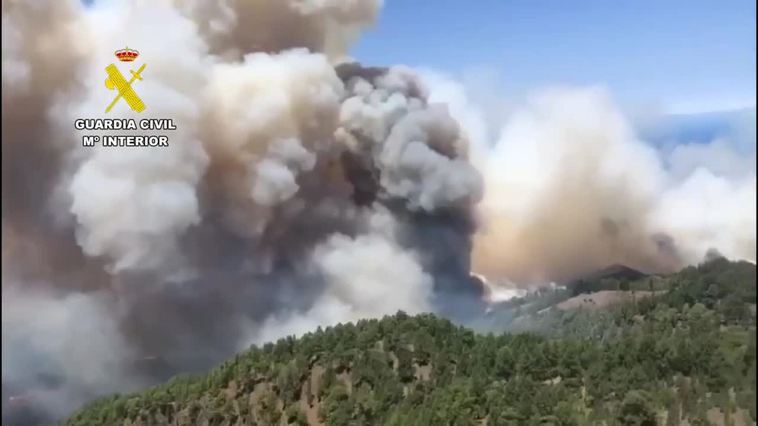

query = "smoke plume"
[[468, 87, 755, 285], [2, 0, 755, 424]]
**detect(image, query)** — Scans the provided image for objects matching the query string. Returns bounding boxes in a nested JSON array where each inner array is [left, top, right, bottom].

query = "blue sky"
[[352, 0, 756, 114]]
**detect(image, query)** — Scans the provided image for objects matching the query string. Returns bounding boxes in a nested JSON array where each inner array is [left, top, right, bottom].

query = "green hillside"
[[67, 258, 756, 425]]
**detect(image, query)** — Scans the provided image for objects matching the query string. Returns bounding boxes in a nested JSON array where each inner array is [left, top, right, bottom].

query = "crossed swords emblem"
[[104, 63, 147, 113]]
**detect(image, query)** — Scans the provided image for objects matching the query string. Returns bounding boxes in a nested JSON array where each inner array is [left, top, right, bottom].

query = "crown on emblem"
[[115, 47, 139, 62]]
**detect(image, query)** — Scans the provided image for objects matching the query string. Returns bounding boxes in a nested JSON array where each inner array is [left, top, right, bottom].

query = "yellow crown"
[[115, 46, 139, 62]]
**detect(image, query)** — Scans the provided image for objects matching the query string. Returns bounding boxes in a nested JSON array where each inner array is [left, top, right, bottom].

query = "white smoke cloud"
[[666, 138, 755, 181], [415, 67, 507, 168], [251, 138, 317, 206], [652, 169, 756, 263], [52, 1, 211, 274], [2, 285, 140, 420], [466, 86, 756, 284], [37, 4, 354, 273], [173, 0, 383, 61], [202, 48, 343, 230], [255, 208, 433, 343]]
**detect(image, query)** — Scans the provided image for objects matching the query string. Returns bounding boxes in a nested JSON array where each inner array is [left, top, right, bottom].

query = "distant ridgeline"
[[568, 264, 651, 295], [68, 258, 756, 425]]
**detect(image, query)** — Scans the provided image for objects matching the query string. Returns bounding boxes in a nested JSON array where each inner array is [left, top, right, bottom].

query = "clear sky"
[[351, 0, 756, 114]]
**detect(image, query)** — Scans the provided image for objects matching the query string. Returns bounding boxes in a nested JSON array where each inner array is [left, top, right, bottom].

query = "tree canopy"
[[67, 258, 756, 425]]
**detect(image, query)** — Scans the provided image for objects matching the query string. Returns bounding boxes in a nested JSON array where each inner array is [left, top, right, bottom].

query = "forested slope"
[[67, 258, 756, 425]]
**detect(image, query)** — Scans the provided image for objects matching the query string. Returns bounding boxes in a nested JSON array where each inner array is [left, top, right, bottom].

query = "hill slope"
[[68, 259, 756, 425]]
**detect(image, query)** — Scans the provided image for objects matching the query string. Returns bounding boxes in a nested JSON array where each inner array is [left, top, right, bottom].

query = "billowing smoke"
[[2, 0, 755, 424], [421, 79, 755, 286], [2, 0, 480, 422], [254, 207, 434, 344]]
